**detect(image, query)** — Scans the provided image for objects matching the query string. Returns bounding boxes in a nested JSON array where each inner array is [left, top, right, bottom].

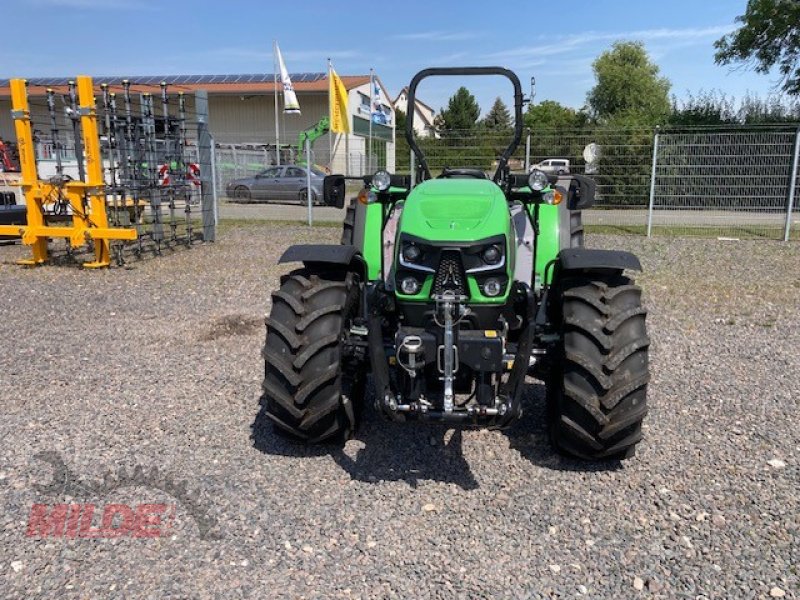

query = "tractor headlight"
[[373, 169, 391, 192], [402, 243, 421, 263], [483, 278, 503, 297], [528, 169, 549, 192], [400, 276, 421, 295], [482, 244, 502, 265]]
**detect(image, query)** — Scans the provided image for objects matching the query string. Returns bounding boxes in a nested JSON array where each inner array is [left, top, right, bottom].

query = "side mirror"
[[567, 174, 596, 210], [322, 174, 346, 209]]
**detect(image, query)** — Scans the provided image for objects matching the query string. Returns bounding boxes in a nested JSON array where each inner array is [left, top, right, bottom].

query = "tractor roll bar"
[[405, 66, 524, 183]]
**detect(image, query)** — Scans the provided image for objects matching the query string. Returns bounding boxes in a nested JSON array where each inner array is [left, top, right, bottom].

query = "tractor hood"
[[398, 179, 510, 242]]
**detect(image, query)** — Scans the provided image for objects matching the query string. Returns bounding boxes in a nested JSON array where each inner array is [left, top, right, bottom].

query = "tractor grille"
[[433, 251, 467, 297]]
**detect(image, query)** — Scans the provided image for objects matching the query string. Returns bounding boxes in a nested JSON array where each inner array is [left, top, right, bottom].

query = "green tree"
[[440, 87, 481, 131], [395, 108, 407, 133], [524, 100, 587, 129], [669, 91, 737, 126], [587, 41, 671, 121], [481, 97, 512, 131], [737, 92, 800, 123], [715, 0, 800, 96]]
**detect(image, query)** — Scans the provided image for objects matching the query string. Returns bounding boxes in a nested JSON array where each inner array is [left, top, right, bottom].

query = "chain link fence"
[[395, 125, 799, 240]]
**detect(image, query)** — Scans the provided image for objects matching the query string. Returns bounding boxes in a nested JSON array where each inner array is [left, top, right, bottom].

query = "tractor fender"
[[279, 244, 367, 279], [557, 248, 642, 272]]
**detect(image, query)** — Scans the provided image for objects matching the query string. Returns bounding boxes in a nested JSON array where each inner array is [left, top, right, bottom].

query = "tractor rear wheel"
[[261, 268, 364, 443], [547, 271, 649, 460]]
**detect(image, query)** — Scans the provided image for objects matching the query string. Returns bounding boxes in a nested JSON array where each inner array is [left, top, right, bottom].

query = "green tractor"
[[261, 67, 649, 460]]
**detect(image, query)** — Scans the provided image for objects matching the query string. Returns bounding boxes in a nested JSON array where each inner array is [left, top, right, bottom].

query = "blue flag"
[[371, 79, 387, 125]]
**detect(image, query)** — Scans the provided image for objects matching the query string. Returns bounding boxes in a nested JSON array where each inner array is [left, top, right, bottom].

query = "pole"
[[273, 40, 281, 166], [327, 58, 333, 170], [345, 133, 350, 176], [76, 75, 114, 267], [8, 79, 48, 263], [646, 127, 660, 238], [195, 90, 215, 242], [210, 135, 218, 229], [524, 129, 531, 172], [368, 68, 374, 173], [306, 137, 313, 226], [784, 126, 800, 242]]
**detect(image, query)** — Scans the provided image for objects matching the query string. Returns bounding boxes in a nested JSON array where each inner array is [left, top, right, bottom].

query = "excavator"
[[296, 116, 330, 171]]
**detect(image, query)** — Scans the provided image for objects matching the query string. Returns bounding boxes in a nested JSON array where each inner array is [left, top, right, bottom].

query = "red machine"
[[0, 138, 19, 172]]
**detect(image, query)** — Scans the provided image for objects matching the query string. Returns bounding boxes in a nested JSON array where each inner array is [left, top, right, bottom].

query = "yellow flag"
[[329, 66, 350, 133]]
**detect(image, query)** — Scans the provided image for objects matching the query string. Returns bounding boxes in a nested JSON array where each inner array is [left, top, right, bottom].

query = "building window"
[[358, 92, 370, 115]]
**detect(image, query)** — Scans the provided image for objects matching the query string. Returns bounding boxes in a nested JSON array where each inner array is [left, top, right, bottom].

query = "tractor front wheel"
[[261, 268, 363, 443], [547, 271, 649, 460]]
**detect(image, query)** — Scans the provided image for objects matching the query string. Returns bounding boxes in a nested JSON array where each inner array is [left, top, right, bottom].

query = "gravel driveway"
[[0, 227, 797, 599]]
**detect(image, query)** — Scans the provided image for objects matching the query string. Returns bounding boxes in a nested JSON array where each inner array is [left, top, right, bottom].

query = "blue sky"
[[2, 0, 781, 115]]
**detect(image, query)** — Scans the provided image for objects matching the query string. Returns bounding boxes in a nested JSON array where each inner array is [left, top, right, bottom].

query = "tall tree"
[[395, 109, 407, 133], [524, 100, 587, 129], [439, 87, 481, 131], [669, 91, 737, 125], [587, 41, 671, 121], [715, 0, 800, 96], [482, 97, 512, 131]]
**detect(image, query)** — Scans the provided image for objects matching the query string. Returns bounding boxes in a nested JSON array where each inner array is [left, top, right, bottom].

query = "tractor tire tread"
[[262, 267, 362, 443], [548, 272, 649, 460], [264, 317, 302, 350], [296, 304, 343, 332], [271, 290, 305, 316]]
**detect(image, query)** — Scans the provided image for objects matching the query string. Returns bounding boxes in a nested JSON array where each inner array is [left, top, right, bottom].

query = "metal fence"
[[214, 132, 390, 198], [7, 82, 219, 259], [396, 125, 800, 240], [649, 127, 799, 240]]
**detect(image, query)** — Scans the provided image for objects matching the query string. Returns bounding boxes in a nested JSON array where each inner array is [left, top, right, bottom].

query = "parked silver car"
[[530, 158, 570, 175], [226, 165, 325, 203]]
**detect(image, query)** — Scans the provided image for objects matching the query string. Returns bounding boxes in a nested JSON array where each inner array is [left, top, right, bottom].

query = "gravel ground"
[[0, 227, 798, 599]]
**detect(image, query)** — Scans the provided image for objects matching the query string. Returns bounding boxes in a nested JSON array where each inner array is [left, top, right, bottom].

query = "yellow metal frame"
[[0, 76, 137, 267]]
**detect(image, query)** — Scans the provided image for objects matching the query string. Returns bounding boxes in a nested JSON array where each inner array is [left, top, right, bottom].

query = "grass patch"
[[586, 223, 798, 240]]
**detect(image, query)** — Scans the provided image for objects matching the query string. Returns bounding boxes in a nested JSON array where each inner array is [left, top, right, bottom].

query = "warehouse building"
[[0, 72, 396, 176]]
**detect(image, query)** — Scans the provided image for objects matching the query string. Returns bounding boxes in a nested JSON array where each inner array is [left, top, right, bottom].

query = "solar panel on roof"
[[0, 72, 336, 89]]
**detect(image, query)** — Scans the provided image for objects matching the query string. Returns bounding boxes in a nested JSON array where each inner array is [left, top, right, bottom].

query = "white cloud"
[[488, 25, 735, 61]]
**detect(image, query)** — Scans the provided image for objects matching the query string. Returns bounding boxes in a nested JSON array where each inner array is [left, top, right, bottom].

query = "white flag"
[[275, 42, 301, 115]]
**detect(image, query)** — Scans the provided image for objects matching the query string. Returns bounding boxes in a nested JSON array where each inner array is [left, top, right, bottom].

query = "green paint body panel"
[[363, 202, 384, 281], [357, 178, 566, 299], [535, 203, 561, 285], [394, 179, 513, 304], [399, 179, 511, 242]]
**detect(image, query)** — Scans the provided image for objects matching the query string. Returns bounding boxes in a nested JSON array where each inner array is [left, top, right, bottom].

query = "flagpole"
[[368, 68, 374, 174], [326, 58, 332, 171], [273, 40, 281, 166]]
